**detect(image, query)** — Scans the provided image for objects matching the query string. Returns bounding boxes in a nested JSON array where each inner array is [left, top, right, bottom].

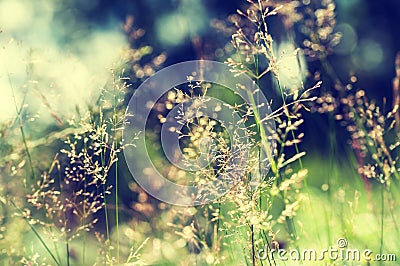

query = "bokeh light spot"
[[334, 23, 358, 55]]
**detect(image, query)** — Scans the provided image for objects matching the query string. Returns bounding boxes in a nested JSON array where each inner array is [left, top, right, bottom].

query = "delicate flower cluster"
[[299, 0, 341, 59]]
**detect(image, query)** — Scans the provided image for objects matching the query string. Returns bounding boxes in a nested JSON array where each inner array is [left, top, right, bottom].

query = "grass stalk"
[[82, 139, 88, 265], [113, 73, 120, 263], [103, 183, 111, 261], [251, 224, 256, 266], [10, 200, 61, 266], [380, 184, 384, 260], [99, 106, 112, 262], [55, 157, 70, 266], [8, 74, 36, 185]]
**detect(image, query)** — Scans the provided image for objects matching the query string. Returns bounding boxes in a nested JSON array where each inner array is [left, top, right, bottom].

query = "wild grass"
[[0, 0, 399, 265]]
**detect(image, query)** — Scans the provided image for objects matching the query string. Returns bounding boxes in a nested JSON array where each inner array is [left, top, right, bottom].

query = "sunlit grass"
[[0, 0, 399, 265]]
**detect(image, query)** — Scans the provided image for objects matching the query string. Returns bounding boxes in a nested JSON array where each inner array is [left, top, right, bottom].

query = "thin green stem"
[[66, 242, 70, 266], [113, 73, 120, 263], [275, 79, 300, 247], [99, 107, 111, 262], [260, 230, 276, 266], [82, 140, 87, 265], [379, 184, 384, 261], [10, 200, 61, 266], [103, 183, 111, 261], [57, 160, 70, 266], [8, 74, 36, 185], [251, 224, 256, 266], [52, 238, 62, 266]]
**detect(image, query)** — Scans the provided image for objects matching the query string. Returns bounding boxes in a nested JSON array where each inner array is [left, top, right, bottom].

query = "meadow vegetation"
[[0, 0, 399, 265]]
